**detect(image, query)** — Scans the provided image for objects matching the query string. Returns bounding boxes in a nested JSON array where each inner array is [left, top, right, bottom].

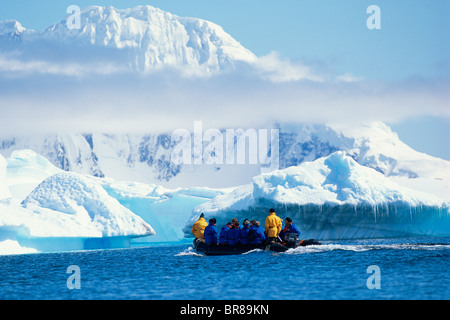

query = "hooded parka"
[[265, 211, 282, 238], [191, 216, 208, 239]]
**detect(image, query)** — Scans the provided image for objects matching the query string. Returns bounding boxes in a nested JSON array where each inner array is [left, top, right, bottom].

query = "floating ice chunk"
[[22, 171, 154, 237], [0, 239, 38, 256], [0, 170, 156, 253]]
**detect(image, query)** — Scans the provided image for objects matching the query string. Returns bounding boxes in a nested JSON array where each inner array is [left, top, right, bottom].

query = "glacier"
[[185, 152, 450, 240]]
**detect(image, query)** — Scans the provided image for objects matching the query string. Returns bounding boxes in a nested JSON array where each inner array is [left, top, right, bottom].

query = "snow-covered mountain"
[[1, 122, 449, 193], [0, 5, 322, 81], [0, 5, 257, 76]]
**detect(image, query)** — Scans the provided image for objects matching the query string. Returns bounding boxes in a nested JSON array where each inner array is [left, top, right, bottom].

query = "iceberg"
[[185, 152, 450, 240], [23, 171, 154, 237], [0, 239, 38, 255], [0, 164, 155, 254], [100, 180, 226, 242], [5, 149, 62, 199], [0, 149, 221, 254]]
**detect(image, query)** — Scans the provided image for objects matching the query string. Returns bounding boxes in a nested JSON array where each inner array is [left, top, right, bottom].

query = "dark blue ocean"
[[0, 237, 449, 300]]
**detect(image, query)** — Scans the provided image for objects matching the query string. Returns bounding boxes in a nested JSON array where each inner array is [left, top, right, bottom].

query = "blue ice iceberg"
[[186, 152, 450, 240], [101, 181, 225, 243]]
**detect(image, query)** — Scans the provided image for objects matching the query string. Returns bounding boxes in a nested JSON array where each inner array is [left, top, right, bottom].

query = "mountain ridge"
[[0, 5, 257, 75], [0, 5, 322, 82], [1, 122, 449, 193]]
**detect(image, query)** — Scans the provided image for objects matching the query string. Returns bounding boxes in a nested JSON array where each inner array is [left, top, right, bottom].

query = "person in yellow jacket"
[[192, 213, 208, 241], [265, 208, 282, 242]]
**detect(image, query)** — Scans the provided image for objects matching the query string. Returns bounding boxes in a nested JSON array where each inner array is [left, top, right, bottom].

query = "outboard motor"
[[284, 233, 299, 248]]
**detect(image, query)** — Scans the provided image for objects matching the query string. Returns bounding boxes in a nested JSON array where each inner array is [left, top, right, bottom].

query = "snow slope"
[[335, 122, 450, 181], [0, 5, 257, 76], [185, 152, 450, 240], [0, 5, 321, 81], [46, 5, 257, 73]]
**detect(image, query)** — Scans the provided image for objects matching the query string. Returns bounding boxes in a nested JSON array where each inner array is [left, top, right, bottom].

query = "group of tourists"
[[191, 209, 301, 246]]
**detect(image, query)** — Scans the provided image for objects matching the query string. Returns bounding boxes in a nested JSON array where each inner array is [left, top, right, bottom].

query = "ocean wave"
[[174, 246, 205, 257], [284, 243, 450, 255]]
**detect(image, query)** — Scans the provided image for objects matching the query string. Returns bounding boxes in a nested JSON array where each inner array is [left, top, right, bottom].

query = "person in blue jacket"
[[231, 218, 242, 232], [219, 222, 232, 245], [227, 222, 241, 246], [247, 220, 266, 244], [279, 217, 301, 241], [204, 218, 219, 245], [240, 219, 251, 245]]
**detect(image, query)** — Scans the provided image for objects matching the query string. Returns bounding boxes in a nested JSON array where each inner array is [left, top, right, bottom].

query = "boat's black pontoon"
[[193, 233, 321, 256]]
